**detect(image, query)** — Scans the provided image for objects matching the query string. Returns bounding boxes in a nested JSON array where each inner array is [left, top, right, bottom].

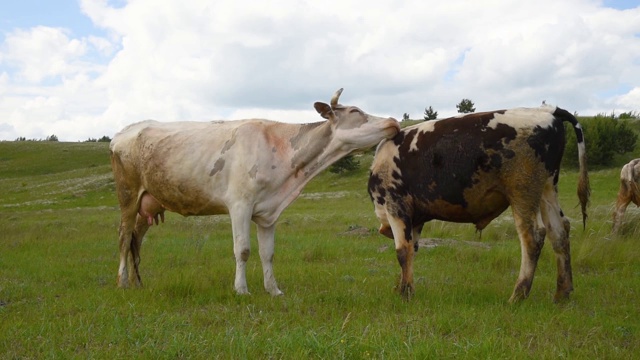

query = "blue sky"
[[603, 0, 640, 10], [1, 0, 639, 141], [1, 1, 94, 35]]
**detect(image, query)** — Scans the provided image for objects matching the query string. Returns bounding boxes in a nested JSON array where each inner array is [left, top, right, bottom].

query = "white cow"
[[109, 89, 400, 295], [612, 158, 640, 234]]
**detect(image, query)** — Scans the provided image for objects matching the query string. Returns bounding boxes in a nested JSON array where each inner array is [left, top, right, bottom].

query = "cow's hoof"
[[270, 289, 284, 297], [508, 289, 528, 304], [235, 288, 251, 296], [396, 283, 414, 301], [553, 290, 572, 304]]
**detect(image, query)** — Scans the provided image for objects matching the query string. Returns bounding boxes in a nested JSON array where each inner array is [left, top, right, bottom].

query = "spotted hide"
[[612, 158, 640, 234], [368, 105, 590, 303], [110, 89, 400, 295]]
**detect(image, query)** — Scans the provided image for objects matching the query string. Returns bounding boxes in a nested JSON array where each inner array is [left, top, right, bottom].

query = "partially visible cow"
[[110, 88, 400, 295], [368, 105, 590, 303], [612, 158, 640, 234]]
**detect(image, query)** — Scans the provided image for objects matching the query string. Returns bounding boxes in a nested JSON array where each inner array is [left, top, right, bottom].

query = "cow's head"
[[314, 88, 400, 151]]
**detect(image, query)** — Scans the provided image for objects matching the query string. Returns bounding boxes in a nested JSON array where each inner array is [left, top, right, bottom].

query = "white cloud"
[[615, 87, 640, 112], [2, 26, 88, 83], [0, 0, 639, 141]]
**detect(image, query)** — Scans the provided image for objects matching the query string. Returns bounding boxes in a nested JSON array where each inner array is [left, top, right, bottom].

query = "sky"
[[0, 0, 639, 141]]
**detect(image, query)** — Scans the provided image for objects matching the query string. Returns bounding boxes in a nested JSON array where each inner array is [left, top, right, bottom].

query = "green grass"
[[0, 141, 639, 359]]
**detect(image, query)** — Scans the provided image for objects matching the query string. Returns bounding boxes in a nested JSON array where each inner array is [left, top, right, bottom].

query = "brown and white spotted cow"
[[612, 158, 640, 234], [368, 105, 590, 302], [110, 89, 400, 295]]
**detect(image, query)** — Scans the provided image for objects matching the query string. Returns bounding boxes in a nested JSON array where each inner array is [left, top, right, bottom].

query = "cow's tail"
[[555, 107, 590, 228]]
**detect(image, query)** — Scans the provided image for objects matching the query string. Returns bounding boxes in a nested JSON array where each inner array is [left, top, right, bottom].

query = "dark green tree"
[[402, 113, 410, 121], [329, 154, 360, 174], [456, 99, 475, 113], [423, 106, 438, 120]]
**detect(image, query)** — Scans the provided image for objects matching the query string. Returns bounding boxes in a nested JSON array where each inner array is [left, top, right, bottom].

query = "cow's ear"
[[314, 102, 334, 120]]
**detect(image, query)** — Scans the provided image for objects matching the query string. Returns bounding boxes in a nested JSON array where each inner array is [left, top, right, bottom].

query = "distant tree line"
[[15, 134, 60, 141], [84, 136, 112, 142], [14, 135, 111, 142]]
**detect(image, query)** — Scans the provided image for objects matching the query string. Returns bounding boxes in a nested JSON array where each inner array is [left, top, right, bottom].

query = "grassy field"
[[0, 141, 639, 359]]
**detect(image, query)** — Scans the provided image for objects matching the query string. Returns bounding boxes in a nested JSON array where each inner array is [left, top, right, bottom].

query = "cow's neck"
[[287, 121, 347, 180], [269, 121, 350, 216], [255, 120, 358, 226]]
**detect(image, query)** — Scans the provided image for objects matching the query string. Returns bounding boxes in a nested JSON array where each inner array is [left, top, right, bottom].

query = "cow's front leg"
[[389, 215, 415, 299], [230, 208, 252, 295], [257, 223, 283, 296]]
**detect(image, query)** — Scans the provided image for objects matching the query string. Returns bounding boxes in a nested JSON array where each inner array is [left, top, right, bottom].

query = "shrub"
[[563, 115, 637, 168], [329, 154, 360, 174]]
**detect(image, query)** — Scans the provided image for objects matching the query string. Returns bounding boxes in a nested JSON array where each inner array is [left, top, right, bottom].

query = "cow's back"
[[110, 120, 249, 158]]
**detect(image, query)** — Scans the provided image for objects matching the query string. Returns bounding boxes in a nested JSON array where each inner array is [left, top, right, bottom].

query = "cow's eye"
[[350, 108, 363, 115]]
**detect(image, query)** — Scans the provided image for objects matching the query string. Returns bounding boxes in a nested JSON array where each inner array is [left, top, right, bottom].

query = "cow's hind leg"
[[129, 214, 152, 286], [540, 185, 573, 302], [257, 223, 283, 296], [612, 191, 631, 234], [117, 209, 138, 287], [510, 207, 545, 303], [230, 206, 252, 295]]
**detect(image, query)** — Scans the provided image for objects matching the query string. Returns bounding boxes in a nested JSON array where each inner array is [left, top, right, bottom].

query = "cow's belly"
[[414, 189, 510, 229], [138, 168, 230, 216], [146, 185, 229, 216]]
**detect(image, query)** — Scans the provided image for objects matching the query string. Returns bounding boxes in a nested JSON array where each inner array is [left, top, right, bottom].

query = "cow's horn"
[[330, 88, 344, 109]]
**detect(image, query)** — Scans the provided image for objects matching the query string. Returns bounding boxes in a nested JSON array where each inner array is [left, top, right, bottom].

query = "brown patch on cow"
[[221, 136, 236, 154], [209, 158, 225, 176], [379, 224, 394, 239], [240, 248, 250, 262], [263, 124, 290, 156]]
